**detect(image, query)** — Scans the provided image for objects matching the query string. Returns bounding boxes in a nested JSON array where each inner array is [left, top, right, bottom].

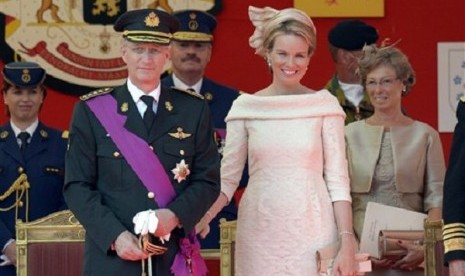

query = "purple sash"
[[86, 94, 207, 276]]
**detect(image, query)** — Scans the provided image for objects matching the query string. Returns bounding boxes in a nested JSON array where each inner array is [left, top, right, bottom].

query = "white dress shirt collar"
[[172, 73, 203, 93], [10, 119, 39, 139], [127, 79, 161, 103]]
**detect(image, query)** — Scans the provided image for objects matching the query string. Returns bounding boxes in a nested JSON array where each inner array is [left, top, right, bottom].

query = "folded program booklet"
[[360, 202, 426, 258]]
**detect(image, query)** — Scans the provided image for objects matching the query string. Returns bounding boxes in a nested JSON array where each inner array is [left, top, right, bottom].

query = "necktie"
[[140, 95, 155, 132], [18, 132, 30, 155], [187, 87, 196, 93]]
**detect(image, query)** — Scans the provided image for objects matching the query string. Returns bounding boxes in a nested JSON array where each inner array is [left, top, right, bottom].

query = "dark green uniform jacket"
[[64, 84, 220, 275]]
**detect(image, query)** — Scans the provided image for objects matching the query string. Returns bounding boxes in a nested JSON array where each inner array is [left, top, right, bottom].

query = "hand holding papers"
[[360, 202, 426, 258]]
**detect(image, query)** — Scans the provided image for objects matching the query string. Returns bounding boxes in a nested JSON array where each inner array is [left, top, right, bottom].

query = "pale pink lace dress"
[[221, 90, 352, 275]]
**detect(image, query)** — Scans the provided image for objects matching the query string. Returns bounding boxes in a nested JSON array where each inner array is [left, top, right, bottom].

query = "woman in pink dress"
[[197, 6, 358, 275]]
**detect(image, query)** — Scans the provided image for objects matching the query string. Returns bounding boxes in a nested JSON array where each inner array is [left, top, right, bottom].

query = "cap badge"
[[145, 12, 160, 27], [21, 69, 31, 83], [188, 13, 198, 31], [165, 101, 173, 111]]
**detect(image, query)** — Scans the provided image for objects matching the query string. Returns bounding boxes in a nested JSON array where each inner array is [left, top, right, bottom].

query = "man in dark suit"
[[162, 10, 247, 249], [443, 96, 465, 275], [0, 62, 67, 276], [324, 20, 378, 124], [63, 9, 220, 276]]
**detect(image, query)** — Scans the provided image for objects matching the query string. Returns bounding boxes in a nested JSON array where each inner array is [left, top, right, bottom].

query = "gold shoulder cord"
[[0, 174, 30, 222]]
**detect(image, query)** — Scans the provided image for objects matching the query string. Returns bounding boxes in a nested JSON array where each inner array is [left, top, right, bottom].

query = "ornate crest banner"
[[0, 0, 222, 95]]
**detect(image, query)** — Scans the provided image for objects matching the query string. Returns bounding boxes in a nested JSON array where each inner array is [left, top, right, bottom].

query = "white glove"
[[0, 254, 12, 266], [133, 209, 158, 235]]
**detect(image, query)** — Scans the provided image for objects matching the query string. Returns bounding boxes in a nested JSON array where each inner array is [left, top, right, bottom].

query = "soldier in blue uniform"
[[162, 10, 248, 249], [0, 62, 67, 276], [443, 96, 465, 275], [324, 20, 379, 124]]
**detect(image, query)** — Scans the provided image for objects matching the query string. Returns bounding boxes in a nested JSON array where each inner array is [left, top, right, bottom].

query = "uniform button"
[[180, 150, 185, 156], [113, 152, 120, 158], [147, 192, 155, 199], [18, 201, 23, 207], [18, 167, 24, 173]]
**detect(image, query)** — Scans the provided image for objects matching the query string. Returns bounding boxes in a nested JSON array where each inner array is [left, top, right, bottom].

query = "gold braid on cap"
[[248, 6, 316, 57]]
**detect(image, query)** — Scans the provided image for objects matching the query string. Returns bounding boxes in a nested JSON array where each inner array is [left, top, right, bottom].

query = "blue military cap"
[[114, 9, 179, 45], [2, 62, 46, 88], [328, 20, 379, 51], [172, 10, 217, 42]]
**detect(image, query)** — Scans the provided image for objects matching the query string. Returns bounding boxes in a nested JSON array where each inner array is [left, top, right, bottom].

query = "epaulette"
[[171, 87, 204, 100], [461, 95, 465, 102], [80, 87, 113, 101], [61, 130, 69, 139]]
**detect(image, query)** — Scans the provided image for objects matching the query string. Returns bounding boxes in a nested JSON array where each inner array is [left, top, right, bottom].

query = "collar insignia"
[[205, 92, 213, 101], [40, 129, 48, 138], [121, 102, 128, 112], [0, 131, 8, 139], [168, 127, 192, 140], [165, 101, 173, 111]]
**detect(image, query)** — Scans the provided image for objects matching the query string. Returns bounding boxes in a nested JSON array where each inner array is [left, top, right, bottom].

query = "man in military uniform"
[[0, 62, 67, 276], [442, 96, 465, 275], [162, 10, 247, 249], [324, 20, 379, 124], [64, 9, 220, 275]]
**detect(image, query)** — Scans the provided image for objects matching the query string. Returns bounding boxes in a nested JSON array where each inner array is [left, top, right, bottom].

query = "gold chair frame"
[[15, 209, 85, 276], [219, 218, 237, 276], [15, 210, 220, 275], [424, 219, 448, 276]]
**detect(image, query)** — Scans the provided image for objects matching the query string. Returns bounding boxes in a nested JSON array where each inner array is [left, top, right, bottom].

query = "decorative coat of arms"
[[0, 0, 221, 95]]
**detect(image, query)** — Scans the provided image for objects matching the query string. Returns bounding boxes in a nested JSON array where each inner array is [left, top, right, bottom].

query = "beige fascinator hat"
[[248, 6, 316, 57]]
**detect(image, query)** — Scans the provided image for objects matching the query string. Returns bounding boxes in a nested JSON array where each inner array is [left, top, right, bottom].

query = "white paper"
[[360, 202, 427, 258]]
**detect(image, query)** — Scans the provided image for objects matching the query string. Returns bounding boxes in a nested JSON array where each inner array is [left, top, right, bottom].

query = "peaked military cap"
[[328, 20, 379, 51], [172, 10, 217, 42], [114, 9, 179, 45], [2, 62, 46, 88]]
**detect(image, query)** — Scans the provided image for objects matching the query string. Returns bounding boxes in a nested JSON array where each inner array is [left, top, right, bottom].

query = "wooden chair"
[[219, 219, 237, 276], [424, 219, 449, 276], [15, 210, 85, 276]]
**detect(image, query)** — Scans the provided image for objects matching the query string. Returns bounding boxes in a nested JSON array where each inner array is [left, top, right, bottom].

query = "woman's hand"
[[195, 192, 229, 239], [391, 241, 424, 270], [332, 235, 357, 276], [195, 211, 213, 239], [370, 256, 396, 269]]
